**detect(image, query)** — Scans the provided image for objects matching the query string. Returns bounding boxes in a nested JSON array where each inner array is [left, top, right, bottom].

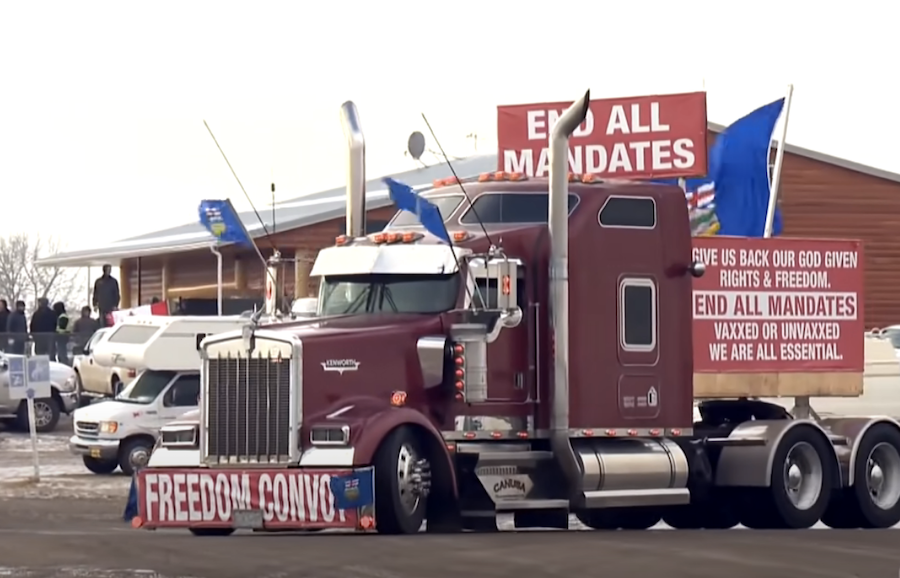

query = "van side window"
[[620, 278, 656, 350], [166, 374, 201, 407]]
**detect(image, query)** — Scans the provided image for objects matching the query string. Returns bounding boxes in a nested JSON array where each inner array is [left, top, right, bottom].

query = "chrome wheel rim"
[[866, 442, 900, 510], [396, 443, 420, 515], [33, 401, 53, 428], [783, 441, 823, 510], [130, 446, 150, 470]]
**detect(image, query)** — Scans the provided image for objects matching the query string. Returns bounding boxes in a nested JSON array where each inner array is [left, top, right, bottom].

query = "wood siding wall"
[[124, 163, 900, 329]]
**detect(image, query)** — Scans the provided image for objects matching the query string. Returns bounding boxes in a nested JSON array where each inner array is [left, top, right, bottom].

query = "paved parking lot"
[[2, 409, 900, 577]]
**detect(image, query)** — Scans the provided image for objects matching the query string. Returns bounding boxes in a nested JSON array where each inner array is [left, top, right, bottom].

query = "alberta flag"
[[661, 97, 787, 238]]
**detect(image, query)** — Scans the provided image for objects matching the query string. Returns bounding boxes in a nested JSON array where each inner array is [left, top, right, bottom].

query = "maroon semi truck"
[[135, 93, 900, 534]]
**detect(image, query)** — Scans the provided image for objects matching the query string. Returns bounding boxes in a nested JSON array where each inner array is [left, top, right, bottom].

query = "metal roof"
[[38, 125, 900, 267]]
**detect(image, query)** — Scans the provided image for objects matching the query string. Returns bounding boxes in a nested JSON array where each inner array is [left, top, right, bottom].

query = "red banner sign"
[[137, 469, 359, 528], [497, 92, 708, 180], [692, 237, 864, 373]]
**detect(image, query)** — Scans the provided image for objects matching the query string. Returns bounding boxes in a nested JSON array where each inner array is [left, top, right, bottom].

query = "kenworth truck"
[[133, 93, 900, 535]]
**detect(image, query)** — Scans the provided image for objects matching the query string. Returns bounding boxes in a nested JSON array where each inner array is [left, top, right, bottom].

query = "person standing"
[[7, 300, 27, 355], [53, 302, 71, 365], [93, 265, 120, 328], [0, 300, 9, 352], [30, 298, 57, 356], [73, 306, 100, 350]]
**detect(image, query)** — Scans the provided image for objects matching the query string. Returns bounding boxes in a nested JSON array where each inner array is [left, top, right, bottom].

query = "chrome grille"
[[75, 421, 99, 437], [205, 353, 292, 464]]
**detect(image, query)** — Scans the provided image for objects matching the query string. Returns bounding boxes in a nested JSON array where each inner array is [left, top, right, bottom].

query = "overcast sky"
[[0, 1, 893, 255]]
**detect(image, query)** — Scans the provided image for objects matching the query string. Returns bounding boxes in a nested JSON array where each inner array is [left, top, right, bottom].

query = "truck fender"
[[714, 419, 839, 488], [353, 407, 458, 500], [817, 416, 900, 487]]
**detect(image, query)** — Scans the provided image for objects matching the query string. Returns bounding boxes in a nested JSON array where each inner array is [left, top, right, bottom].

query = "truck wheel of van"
[[16, 396, 60, 433], [119, 436, 154, 476]]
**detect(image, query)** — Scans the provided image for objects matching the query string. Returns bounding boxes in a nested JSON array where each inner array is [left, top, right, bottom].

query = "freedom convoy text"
[[137, 469, 364, 529], [692, 237, 864, 372], [496, 92, 708, 180]]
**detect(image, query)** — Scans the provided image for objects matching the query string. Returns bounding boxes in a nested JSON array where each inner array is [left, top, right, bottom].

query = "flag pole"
[[763, 84, 794, 238]]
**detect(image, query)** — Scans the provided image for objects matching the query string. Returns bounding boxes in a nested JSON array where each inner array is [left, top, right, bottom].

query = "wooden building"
[[39, 126, 900, 329]]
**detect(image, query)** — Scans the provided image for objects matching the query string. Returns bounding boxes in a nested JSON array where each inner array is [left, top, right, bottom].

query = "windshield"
[[319, 273, 460, 315], [117, 370, 176, 404]]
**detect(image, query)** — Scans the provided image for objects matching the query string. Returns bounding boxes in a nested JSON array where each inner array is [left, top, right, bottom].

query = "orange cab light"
[[464, 431, 476, 439], [509, 172, 526, 181], [502, 275, 511, 296], [582, 429, 594, 437], [390, 391, 407, 407], [443, 176, 460, 186], [386, 232, 401, 243], [627, 429, 638, 436], [454, 381, 465, 390], [581, 173, 600, 183], [490, 431, 502, 439], [372, 233, 386, 244], [568, 172, 579, 182], [452, 231, 469, 242], [454, 356, 465, 365], [478, 172, 492, 182], [335, 234, 349, 245], [493, 171, 507, 180], [453, 344, 464, 354], [433, 179, 444, 187], [516, 431, 529, 439], [605, 429, 617, 437], [401, 232, 419, 243]]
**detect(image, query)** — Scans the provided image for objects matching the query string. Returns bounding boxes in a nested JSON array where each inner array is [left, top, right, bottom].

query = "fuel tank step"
[[474, 451, 555, 467], [494, 499, 570, 511], [582, 488, 690, 508]]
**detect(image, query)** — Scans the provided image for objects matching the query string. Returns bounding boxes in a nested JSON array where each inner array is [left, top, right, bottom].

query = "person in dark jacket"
[[73, 306, 100, 350], [52, 302, 70, 365], [7, 300, 27, 354], [0, 300, 9, 352], [93, 265, 120, 328], [30, 298, 57, 356]]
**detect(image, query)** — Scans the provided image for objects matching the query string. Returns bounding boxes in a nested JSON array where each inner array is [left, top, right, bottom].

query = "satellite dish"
[[407, 131, 426, 160]]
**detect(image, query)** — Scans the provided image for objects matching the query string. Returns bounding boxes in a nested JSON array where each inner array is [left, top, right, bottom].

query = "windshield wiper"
[[341, 286, 373, 314], [379, 285, 399, 313]]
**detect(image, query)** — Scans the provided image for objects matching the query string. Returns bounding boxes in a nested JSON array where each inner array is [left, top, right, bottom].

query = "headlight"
[[160, 425, 198, 448], [99, 421, 118, 434], [59, 374, 77, 392], [309, 425, 350, 446]]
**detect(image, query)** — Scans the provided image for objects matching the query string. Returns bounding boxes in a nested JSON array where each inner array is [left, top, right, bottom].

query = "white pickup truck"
[[68, 315, 248, 474], [0, 353, 78, 432], [73, 327, 134, 401]]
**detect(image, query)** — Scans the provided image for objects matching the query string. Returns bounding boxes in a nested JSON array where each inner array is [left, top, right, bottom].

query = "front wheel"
[[16, 397, 61, 433], [83, 455, 118, 474], [373, 426, 430, 535], [119, 437, 154, 476]]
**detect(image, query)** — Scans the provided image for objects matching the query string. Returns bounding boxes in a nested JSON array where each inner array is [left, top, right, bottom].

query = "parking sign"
[[8, 355, 51, 401]]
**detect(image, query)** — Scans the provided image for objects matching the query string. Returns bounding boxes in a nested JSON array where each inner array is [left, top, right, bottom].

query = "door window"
[[165, 374, 201, 407], [619, 278, 657, 351]]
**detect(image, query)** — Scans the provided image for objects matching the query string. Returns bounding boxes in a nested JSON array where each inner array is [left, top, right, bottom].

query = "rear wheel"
[[111, 377, 123, 397], [739, 426, 834, 529], [823, 424, 900, 529], [82, 455, 118, 474], [16, 397, 60, 433], [373, 426, 430, 534]]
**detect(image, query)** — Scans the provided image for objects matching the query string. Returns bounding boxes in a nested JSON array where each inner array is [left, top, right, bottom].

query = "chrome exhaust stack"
[[340, 101, 366, 238], [548, 90, 591, 500]]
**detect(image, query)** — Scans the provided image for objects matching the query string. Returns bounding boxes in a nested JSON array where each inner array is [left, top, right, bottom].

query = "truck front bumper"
[[132, 466, 375, 532], [68, 435, 120, 461], [58, 391, 78, 414]]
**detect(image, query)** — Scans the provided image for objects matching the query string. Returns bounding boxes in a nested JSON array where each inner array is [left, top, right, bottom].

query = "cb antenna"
[[203, 120, 280, 320], [420, 113, 495, 250]]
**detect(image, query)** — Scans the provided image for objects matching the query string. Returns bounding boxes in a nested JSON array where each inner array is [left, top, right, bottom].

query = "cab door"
[[78, 329, 108, 395], [157, 372, 201, 426]]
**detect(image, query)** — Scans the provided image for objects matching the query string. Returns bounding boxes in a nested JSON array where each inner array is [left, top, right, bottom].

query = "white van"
[[68, 316, 248, 475]]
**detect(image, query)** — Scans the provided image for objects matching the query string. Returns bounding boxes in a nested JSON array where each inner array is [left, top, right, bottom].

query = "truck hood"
[[74, 398, 151, 423], [278, 314, 446, 418]]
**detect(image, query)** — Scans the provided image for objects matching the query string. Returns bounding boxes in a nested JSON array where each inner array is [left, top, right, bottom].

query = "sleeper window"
[[620, 279, 656, 350]]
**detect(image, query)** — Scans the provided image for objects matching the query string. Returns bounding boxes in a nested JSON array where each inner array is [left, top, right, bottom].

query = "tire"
[[739, 426, 835, 529], [189, 528, 235, 537], [618, 508, 662, 530], [82, 455, 118, 474], [824, 424, 900, 529], [75, 372, 90, 408], [111, 377, 123, 397], [16, 397, 61, 433], [373, 426, 429, 535], [575, 509, 621, 530], [119, 437, 154, 476]]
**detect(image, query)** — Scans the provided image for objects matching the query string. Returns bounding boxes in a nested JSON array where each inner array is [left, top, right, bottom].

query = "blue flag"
[[383, 178, 451, 244], [710, 98, 785, 237], [329, 469, 375, 510], [655, 98, 785, 238], [198, 199, 255, 247]]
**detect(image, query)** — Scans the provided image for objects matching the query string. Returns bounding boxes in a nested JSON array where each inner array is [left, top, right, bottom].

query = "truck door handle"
[[515, 372, 524, 389]]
